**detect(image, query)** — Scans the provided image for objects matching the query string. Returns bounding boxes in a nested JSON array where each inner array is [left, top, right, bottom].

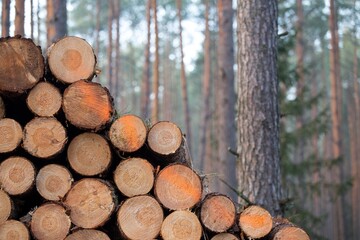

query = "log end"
[[67, 133, 111, 176], [109, 114, 147, 152], [0, 220, 30, 240], [0, 190, 12, 225], [272, 226, 310, 240], [0, 156, 35, 195], [211, 233, 239, 240], [65, 229, 110, 240], [238, 205, 273, 239], [0, 118, 22, 153], [147, 121, 182, 155], [30, 203, 71, 240], [36, 164, 73, 201], [117, 195, 163, 240], [114, 158, 154, 197], [161, 210, 202, 240]]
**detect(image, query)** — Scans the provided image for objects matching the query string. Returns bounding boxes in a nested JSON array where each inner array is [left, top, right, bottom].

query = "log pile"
[[0, 36, 309, 240]]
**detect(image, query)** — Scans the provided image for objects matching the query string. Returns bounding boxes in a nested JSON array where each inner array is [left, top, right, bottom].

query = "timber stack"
[[0, 35, 309, 240]]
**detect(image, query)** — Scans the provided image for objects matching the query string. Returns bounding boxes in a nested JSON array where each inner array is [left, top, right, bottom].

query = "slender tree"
[[1, 0, 10, 37], [151, 0, 159, 123], [46, 0, 67, 46], [114, 0, 122, 109], [30, 0, 34, 39], [36, 0, 40, 44], [237, 0, 282, 215], [95, 0, 101, 59], [14, 0, 25, 36], [176, 0, 192, 149], [107, 0, 114, 93], [163, 39, 172, 121]]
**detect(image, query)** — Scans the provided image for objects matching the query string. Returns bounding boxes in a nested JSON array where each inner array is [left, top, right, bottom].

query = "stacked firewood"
[[0, 36, 309, 240]]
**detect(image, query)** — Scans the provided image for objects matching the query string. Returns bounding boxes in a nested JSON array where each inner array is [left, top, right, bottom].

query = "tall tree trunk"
[[237, 0, 282, 216], [14, 0, 25, 36], [107, 0, 114, 94], [163, 39, 172, 121], [1, 0, 10, 37], [151, 0, 159, 123], [30, 0, 34, 39], [46, 0, 67, 47], [95, 0, 101, 61], [217, 0, 236, 201], [199, 0, 211, 171], [328, 0, 344, 239], [176, 0, 192, 150], [37, 0, 40, 45], [114, 0, 121, 109], [140, 0, 151, 119]]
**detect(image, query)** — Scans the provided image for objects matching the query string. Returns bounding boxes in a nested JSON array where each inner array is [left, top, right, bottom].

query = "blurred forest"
[[1, 0, 360, 239]]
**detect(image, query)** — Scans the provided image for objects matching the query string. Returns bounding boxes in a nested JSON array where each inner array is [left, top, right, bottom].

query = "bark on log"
[[30, 203, 71, 240], [109, 114, 147, 153], [62, 80, 114, 131], [211, 233, 239, 240], [0, 118, 22, 153], [22, 117, 67, 158], [67, 132, 111, 176], [154, 163, 202, 210], [26, 81, 62, 117], [147, 121, 191, 165], [36, 164, 73, 201], [266, 218, 310, 240], [117, 195, 164, 240], [64, 178, 116, 228], [160, 210, 202, 240], [47, 36, 96, 84], [238, 205, 273, 239], [0, 220, 30, 240], [0, 36, 44, 94], [0, 156, 35, 195], [114, 157, 154, 197], [0, 95, 5, 119], [65, 229, 111, 240], [200, 194, 236, 233], [0, 189, 12, 225]]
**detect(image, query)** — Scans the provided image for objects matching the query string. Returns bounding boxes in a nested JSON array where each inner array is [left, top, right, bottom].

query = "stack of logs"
[[0, 36, 310, 240]]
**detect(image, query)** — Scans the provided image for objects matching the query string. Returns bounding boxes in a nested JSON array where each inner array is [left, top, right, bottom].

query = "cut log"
[[0, 118, 22, 153], [117, 195, 163, 240], [267, 218, 310, 240], [22, 117, 67, 158], [47, 36, 96, 84], [36, 164, 73, 201], [200, 194, 236, 233], [160, 210, 202, 240], [26, 81, 62, 117], [211, 233, 239, 240], [30, 203, 71, 240], [64, 178, 115, 228], [0, 220, 30, 240], [147, 121, 190, 165], [65, 229, 110, 240], [114, 157, 154, 197], [0, 95, 5, 119], [62, 80, 114, 131], [0, 36, 44, 94], [154, 163, 202, 210], [0, 156, 35, 195], [67, 132, 111, 176], [238, 205, 273, 239], [0, 189, 12, 225], [109, 114, 147, 152]]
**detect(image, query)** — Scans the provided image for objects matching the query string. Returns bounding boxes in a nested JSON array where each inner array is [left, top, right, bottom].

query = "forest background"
[[1, 0, 359, 240]]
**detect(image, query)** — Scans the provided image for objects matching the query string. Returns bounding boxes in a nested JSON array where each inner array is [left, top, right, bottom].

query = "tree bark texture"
[[151, 0, 159, 123], [14, 0, 25, 36], [236, 0, 282, 216], [1, 0, 10, 37], [217, 0, 237, 201], [46, 0, 67, 47]]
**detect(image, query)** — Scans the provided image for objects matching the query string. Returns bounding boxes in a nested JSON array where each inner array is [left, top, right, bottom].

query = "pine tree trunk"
[[217, 0, 237, 201], [151, 0, 159, 123], [329, 0, 345, 238], [14, 0, 25, 36], [114, 0, 121, 108], [36, 0, 41, 45], [46, 0, 67, 47], [163, 39, 172, 121], [176, 0, 192, 149], [140, 0, 151, 119], [107, 0, 114, 94], [30, 0, 34, 39], [1, 0, 10, 37], [199, 0, 211, 170], [236, 0, 282, 216], [95, 0, 101, 73]]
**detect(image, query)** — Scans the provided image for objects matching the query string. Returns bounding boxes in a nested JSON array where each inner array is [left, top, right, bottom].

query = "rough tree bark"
[[217, 0, 237, 201], [236, 0, 282, 216], [46, 0, 67, 47], [1, 0, 10, 37]]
